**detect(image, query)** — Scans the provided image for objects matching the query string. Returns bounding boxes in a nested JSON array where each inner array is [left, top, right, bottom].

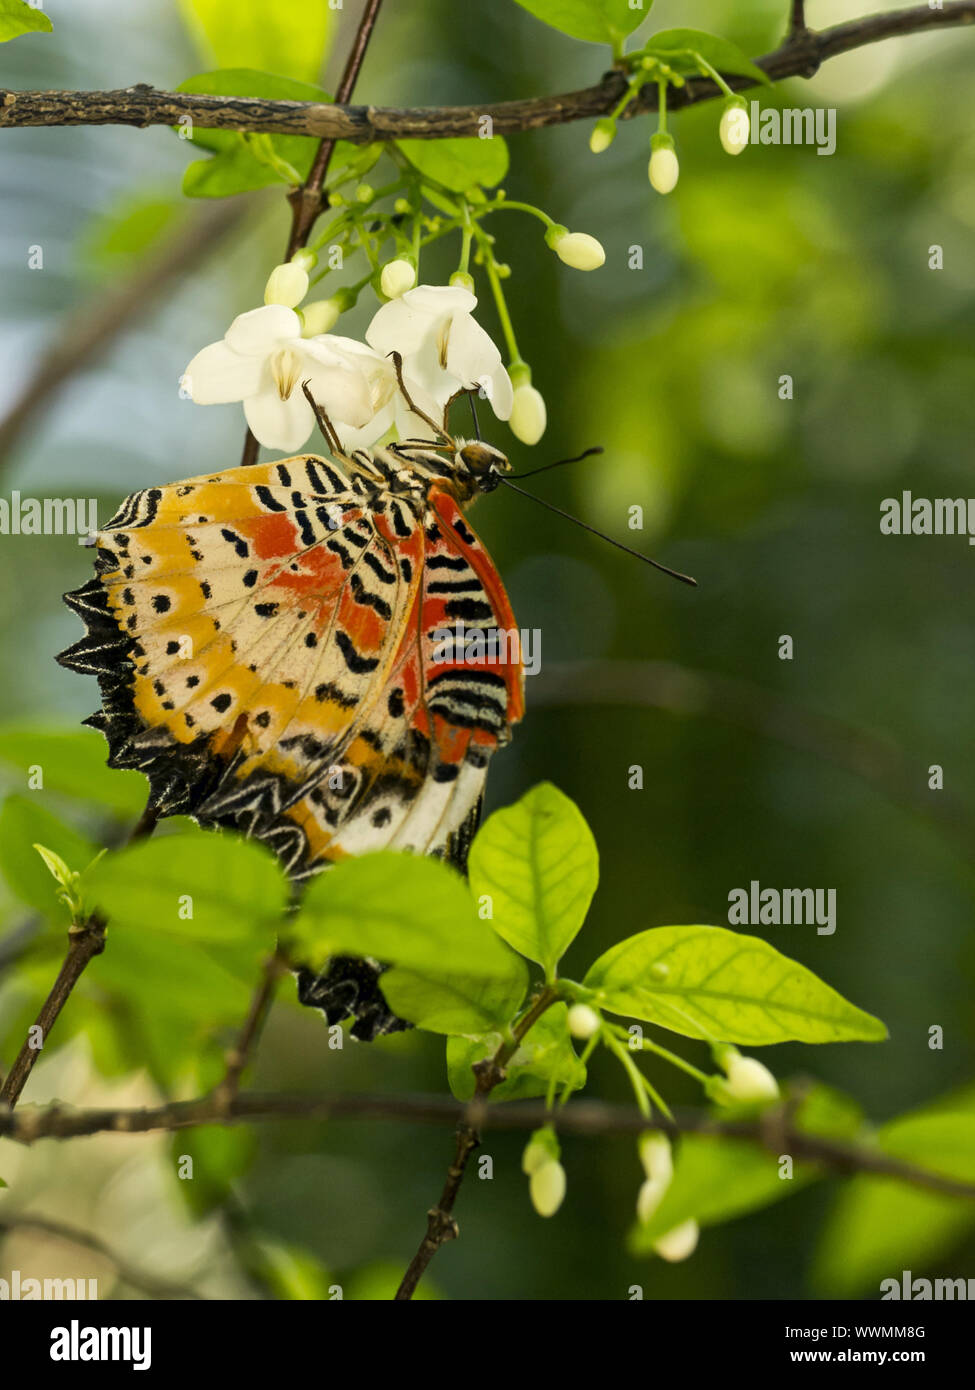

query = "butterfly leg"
[[301, 380, 344, 456], [388, 350, 455, 443]]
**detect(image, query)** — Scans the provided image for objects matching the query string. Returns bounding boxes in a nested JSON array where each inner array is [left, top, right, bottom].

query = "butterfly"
[[59, 406, 525, 1039]]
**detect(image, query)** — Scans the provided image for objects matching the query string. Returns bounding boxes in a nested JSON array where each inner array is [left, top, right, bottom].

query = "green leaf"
[[288, 851, 514, 978], [0, 796, 99, 915], [178, 0, 335, 83], [644, 28, 770, 85], [396, 137, 509, 193], [813, 1112, 975, 1296], [85, 832, 288, 945], [629, 1135, 815, 1251], [381, 955, 528, 1035], [0, 724, 147, 816], [584, 925, 888, 1044], [249, 1239, 336, 1301], [469, 783, 598, 979], [0, 0, 52, 42], [511, 0, 650, 47], [447, 1004, 586, 1102], [176, 70, 368, 198], [172, 1125, 258, 1217], [81, 191, 185, 274]]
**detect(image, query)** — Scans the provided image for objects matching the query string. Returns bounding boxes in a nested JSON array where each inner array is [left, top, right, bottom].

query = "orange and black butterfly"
[[59, 412, 525, 1038]]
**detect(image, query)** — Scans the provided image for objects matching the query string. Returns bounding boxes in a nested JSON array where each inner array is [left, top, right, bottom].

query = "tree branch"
[[2, 1088, 973, 1202], [3, 4, 974, 142]]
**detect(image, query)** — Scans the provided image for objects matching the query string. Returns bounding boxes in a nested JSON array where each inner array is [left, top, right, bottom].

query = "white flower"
[[264, 262, 310, 309], [380, 258, 417, 299], [720, 1051, 779, 1103], [530, 1160, 567, 1217], [566, 1003, 601, 1039], [509, 382, 547, 445], [183, 305, 379, 454], [546, 225, 606, 271], [649, 134, 680, 195], [653, 1219, 699, 1262], [366, 284, 513, 423], [635, 1130, 674, 1224], [720, 99, 750, 155]]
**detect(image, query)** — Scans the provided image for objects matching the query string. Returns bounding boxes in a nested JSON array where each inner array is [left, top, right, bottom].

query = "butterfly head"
[[455, 441, 510, 495]]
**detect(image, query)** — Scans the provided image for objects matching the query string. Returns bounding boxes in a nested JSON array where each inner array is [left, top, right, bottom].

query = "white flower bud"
[[648, 134, 679, 195], [521, 1125, 558, 1174], [637, 1177, 669, 1225], [653, 1219, 699, 1262], [566, 1003, 601, 1039], [552, 231, 606, 272], [637, 1130, 673, 1185], [719, 99, 750, 156], [509, 382, 547, 445], [589, 117, 617, 154], [264, 262, 309, 308], [721, 1052, 780, 1103], [380, 258, 417, 299], [449, 270, 476, 294], [290, 250, 317, 273], [300, 298, 342, 337], [530, 1160, 566, 1217]]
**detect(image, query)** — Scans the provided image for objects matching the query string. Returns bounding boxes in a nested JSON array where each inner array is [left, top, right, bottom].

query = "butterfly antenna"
[[509, 446, 604, 480], [496, 477, 697, 587], [302, 380, 343, 456]]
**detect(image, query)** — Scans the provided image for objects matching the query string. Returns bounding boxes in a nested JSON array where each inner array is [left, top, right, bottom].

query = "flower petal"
[[244, 386, 314, 453], [183, 341, 264, 405], [443, 311, 504, 392], [226, 304, 301, 356]]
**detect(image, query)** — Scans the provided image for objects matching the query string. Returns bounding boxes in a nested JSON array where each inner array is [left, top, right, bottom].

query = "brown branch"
[[3, 4, 974, 143], [238, 0, 384, 469], [211, 950, 287, 1111], [789, 1, 808, 40], [2, 1088, 973, 1202], [0, 200, 243, 472], [394, 984, 560, 1301], [0, 803, 158, 1110], [0, 1214, 205, 1300]]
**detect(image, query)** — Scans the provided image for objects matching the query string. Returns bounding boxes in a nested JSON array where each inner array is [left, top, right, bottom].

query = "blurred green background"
[[1, 0, 974, 1299]]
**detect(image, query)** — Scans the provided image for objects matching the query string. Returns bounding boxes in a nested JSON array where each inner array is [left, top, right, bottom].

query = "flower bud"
[[264, 262, 309, 308], [290, 249, 317, 273], [449, 270, 476, 294], [393, 197, 412, 215], [355, 182, 375, 203], [552, 230, 606, 272], [637, 1130, 673, 1185], [301, 298, 343, 337], [521, 1124, 559, 1174], [653, 1218, 699, 1262], [509, 382, 547, 445], [719, 97, 750, 155], [718, 1049, 779, 1103], [530, 1160, 567, 1217], [589, 117, 617, 154], [566, 1003, 601, 1039], [379, 258, 417, 299], [648, 133, 679, 195], [637, 1178, 668, 1225]]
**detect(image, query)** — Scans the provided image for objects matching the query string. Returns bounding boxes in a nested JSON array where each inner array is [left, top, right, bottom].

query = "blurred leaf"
[[0, 795, 98, 915], [813, 1112, 975, 1295], [178, 0, 334, 83], [469, 782, 598, 978], [381, 953, 528, 1035], [247, 1238, 336, 1300], [0, 0, 52, 41], [511, 0, 649, 46], [85, 832, 287, 944], [0, 724, 146, 816], [171, 1125, 258, 1217], [177, 70, 365, 198], [345, 1260, 440, 1300], [584, 925, 888, 1044], [629, 1135, 814, 1251], [397, 137, 509, 192], [81, 191, 185, 274], [447, 1003, 586, 1101], [644, 29, 770, 84], [288, 851, 513, 978]]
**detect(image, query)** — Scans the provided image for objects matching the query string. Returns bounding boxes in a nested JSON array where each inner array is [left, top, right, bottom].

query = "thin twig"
[[2, 1089, 973, 1202], [0, 1214, 205, 1300], [789, 1, 807, 40], [3, 4, 974, 142], [238, 0, 384, 469], [212, 951, 287, 1111]]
